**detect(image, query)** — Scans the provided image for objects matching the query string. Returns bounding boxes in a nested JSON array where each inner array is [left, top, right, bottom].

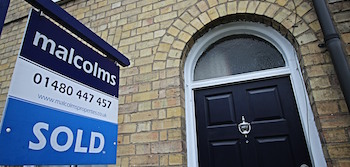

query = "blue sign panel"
[[0, 97, 117, 165], [21, 10, 119, 97], [0, 9, 120, 165]]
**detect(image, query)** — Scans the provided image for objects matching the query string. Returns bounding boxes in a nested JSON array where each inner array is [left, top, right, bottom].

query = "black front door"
[[194, 76, 312, 167]]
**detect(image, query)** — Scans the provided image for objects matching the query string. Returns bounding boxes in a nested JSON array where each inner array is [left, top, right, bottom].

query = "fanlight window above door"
[[194, 35, 285, 81]]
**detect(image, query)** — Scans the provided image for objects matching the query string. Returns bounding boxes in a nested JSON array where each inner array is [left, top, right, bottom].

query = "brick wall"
[[0, 0, 349, 166], [322, 1, 350, 166]]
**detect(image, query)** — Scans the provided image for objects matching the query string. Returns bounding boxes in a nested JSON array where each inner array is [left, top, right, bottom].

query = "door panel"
[[247, 87, 283, 121], [194, 77, 311, 167], [251, 119, 289, 137], [255, 136, 294, 167], [210, 140, 242, 167], [206, 93, 235, 126], [195, 85, 242, 167]]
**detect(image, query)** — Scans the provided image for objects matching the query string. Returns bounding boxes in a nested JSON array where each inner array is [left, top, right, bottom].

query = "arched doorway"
[[184, 22, 326, 167]]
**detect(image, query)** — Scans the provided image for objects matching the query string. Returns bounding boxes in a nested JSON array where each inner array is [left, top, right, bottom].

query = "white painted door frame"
[[184, 22, 326, 167]]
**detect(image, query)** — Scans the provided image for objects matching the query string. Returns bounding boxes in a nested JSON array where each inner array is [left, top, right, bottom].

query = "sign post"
[[0, 9, 122, 165]]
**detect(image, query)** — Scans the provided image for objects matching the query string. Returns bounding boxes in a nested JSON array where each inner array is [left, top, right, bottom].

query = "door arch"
[[184, 22, 326, 167]]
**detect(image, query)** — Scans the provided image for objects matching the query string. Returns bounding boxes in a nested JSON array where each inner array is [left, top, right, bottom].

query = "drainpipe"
[[312, 0, 350, 111]]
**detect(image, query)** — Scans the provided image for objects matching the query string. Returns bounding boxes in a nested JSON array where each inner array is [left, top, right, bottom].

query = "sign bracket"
[[24, 0, 130, 67], [0, 0, 10, 36]]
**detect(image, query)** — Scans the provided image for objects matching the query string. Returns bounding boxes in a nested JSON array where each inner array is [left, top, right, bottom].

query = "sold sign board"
[[0, 9, 120, 165]]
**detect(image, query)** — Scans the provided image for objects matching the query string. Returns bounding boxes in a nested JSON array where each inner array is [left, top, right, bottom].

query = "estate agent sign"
[[0, 9, 122, 165]]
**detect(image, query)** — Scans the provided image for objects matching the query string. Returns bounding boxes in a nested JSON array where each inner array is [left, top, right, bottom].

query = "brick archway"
[[156, 0, 317, 70]]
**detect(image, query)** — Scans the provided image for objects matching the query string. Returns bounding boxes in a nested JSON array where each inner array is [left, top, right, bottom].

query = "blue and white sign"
[[0, 9, 121, 165]]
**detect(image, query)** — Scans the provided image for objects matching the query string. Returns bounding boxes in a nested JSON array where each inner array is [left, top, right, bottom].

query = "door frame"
[[184, 22, 326, 167]]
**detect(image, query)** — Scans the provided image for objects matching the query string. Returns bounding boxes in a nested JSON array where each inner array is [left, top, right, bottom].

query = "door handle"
[[238, 116, 251, 138]]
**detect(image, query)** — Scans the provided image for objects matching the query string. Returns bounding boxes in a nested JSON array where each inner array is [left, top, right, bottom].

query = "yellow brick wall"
[[0, 0, 349, 166]]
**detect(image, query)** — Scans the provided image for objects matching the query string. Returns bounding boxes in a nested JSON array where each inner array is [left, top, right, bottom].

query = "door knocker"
[[238, 116, 251, 138]]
